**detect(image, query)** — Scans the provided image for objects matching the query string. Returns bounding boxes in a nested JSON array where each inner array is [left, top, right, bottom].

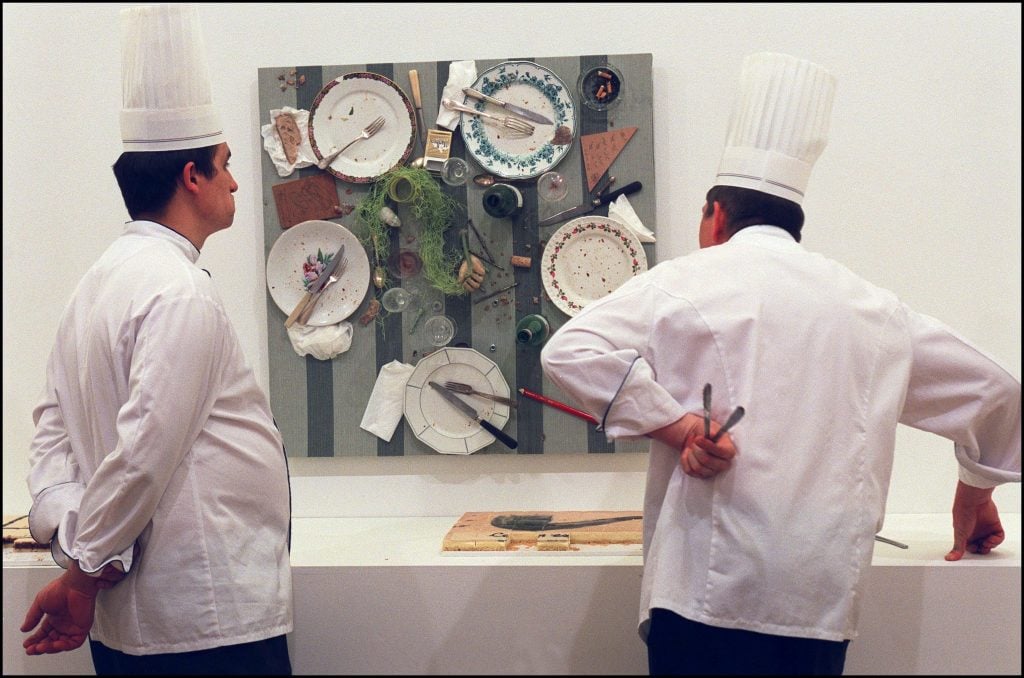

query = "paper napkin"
[[287, 321, 353, 361], [608, 194, 656, 243], [261, 106, 318, 177], [436, 61, 477, 131], [360, 360, 416, 442]]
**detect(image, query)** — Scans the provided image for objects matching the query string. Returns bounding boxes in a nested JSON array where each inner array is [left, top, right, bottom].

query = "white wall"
[[3, 3, 1020, 519]]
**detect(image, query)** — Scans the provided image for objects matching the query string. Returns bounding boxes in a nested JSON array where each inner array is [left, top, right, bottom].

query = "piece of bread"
[[274, 112, 303, 165]]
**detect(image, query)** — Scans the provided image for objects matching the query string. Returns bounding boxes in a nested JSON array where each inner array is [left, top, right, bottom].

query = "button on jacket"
[[27, 221, 293, 655], [541, 226, 1020, 642]]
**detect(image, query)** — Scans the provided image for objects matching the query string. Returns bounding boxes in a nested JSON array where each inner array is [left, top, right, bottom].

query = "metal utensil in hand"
[[442, 98, 534, 136], [710, 406, 745, 443], [317, 115, 386, 169], [702, 383, 712, 438], [443, 381, 518, 408]]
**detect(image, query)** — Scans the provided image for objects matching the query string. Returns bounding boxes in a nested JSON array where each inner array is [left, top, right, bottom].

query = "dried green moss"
[[355, 167, 464, 295]]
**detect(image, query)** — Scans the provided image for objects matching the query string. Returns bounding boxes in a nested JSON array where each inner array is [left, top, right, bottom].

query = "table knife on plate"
[[428, 381, 518, 449], [537, 181, 643, 228], [284, 244, 345, 328], [462, 87, 554, 125]]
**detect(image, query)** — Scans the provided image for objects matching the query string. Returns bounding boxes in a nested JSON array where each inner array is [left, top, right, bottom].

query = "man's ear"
[[180, 161, 200, 195], [711, 201, 730, 244]]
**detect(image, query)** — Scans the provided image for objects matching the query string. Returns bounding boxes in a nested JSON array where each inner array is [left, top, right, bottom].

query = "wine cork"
[[510, 255, 532, 268]]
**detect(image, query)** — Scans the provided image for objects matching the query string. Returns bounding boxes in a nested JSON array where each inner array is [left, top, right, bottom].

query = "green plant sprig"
[[355, 167, 464, 295]]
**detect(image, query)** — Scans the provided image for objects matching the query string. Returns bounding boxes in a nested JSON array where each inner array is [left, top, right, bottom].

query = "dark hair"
[[704, 185, 805, 242], [112, 146, 218, 219]]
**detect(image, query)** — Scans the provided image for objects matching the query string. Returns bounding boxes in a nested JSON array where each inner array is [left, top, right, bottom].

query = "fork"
[[443, 380, 518, 408], [317, 115, 386, 169], [296, 259, 347, 325], [442, 98, 534, 136]]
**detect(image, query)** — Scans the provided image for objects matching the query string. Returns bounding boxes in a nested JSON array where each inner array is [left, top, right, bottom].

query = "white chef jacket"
[[541, 226, 1020, 642], [27, 221, 293, 655]]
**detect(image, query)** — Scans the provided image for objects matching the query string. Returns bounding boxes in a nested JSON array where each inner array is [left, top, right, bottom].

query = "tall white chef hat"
[[715, 52, 836, 205], [119, 4, 224, 152]]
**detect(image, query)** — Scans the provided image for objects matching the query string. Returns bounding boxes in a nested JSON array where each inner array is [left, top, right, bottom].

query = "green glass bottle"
[[482, 183, 524, 219], [515, 314, 550, 347]]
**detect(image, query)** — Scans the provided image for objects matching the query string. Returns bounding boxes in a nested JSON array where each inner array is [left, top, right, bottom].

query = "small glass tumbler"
[[538, 171, 568, 202], [381, 287, 417, 313], [423, 314, 457, 347], [440, 157, 470, 186]]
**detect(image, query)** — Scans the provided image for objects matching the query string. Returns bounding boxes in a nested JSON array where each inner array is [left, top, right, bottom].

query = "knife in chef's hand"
[[537, 181, 643, 228], [284, 244, 345, 329], [428, 381, 518, 450], [462, 87, 555, 126]]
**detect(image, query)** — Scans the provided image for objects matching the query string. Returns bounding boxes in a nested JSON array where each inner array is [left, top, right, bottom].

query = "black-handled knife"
[[428, 381, 518, 450], [537, 181, 643, 227]]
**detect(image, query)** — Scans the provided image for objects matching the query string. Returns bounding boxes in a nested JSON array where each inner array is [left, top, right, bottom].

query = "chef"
[[541, 51, 1020, 675], [21, 5, 293, 673]]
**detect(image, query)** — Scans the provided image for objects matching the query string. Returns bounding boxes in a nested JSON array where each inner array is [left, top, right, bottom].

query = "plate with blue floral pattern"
[[460, 61, 577, 180]]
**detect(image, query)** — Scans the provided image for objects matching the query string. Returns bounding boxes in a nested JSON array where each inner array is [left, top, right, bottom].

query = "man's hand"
[[945, 480, 1005, 561], [649, 412, 738, 480], [21, 560, 104, 655]]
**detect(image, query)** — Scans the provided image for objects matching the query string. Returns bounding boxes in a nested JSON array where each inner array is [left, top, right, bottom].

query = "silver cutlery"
[[443, 380, 518, 408], [317, 115, 386, 169], [461, 86, 554, 125], [442, 98, 534, 136], [296, 253, 347, 325], [285, 244, 345, 329], [428, 381, 518, 449]]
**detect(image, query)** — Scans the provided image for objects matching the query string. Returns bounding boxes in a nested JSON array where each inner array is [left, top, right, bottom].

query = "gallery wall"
[[2, 3, 1019, 518]]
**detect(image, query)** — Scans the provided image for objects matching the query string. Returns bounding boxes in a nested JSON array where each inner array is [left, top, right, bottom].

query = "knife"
[[428, 381, 518, 449], [462, 87, 555, 126], [408, 70, 427, 146], [284, 244, 345, 328], [537, 181, 643, 227]]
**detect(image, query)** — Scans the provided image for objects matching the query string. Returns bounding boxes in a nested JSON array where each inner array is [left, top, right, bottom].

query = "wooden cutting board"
[[2, 514, 48, 550], [442, 511, 642, 552]]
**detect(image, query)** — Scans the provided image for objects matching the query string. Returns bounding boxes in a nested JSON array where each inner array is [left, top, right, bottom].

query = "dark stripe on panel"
[[294, 66, 336, 456], [579, 54, 615, 454]]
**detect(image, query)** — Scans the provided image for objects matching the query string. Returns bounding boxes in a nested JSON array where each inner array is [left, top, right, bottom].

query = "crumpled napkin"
[[608, 194, 656, 243], [287, 322, 353, 361], [360, 360, 416, 441], [261, 106, 318, 177], [436, 60, 477, 131]]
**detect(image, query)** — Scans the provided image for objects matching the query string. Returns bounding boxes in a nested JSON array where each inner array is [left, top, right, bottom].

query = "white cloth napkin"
[[436, 61, 477, 131], [287, 322, 353, 361], [608, 194, 656, 243], [260, 106, 318, 177], [360, 360, 416, 441]]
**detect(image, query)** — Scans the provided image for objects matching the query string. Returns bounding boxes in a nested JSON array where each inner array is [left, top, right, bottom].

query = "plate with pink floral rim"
[[266, 220, 370, 326], [542, 216, 647, 317], [308, 72, 416, 183]]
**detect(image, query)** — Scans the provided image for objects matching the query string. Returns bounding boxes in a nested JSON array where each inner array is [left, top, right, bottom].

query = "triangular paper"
[[581, 127, 638, 192]]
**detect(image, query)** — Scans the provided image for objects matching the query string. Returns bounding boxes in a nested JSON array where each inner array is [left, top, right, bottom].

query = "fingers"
[[20, 597, 43, 633], [681, 440, 734, 479]]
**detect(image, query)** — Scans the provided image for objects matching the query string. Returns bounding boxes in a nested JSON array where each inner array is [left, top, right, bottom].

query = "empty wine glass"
[[381, 287, 417, 313], [423, 314, 457, 346], [441, 157, 470, 186], [538, 171, 568, 202]]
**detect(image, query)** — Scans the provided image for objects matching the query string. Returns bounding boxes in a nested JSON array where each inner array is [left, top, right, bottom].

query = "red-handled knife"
[[537, 181, 642, 227]]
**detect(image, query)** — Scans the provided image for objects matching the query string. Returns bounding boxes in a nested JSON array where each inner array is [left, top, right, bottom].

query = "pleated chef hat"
[[715, 52, 836, 205], [119, 4, 224, 152]]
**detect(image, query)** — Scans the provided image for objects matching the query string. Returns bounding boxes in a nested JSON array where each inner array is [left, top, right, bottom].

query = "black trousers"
[[89, 634, 291, 676], [647, 608, 849, 675]]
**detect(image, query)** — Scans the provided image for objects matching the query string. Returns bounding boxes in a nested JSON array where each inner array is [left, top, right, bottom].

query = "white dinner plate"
[[266, 220, 370, 326], [460, 61, 577, 180], [308, 72, 416, 183], [541, 216, 648, 317], [404, 347, 512, 455]]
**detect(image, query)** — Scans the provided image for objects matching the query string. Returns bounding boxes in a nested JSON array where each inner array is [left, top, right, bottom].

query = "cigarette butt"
[[510, 255, 532, 268], [598, 70, 613, 80]]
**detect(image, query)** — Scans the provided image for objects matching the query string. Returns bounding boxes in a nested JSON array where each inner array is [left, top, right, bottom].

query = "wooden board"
[[442, 511, 642, 552], [2, 514, 48, 550]]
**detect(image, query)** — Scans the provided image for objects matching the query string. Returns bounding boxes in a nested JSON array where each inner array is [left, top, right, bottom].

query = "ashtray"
[[577, 64, 623, 111]]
